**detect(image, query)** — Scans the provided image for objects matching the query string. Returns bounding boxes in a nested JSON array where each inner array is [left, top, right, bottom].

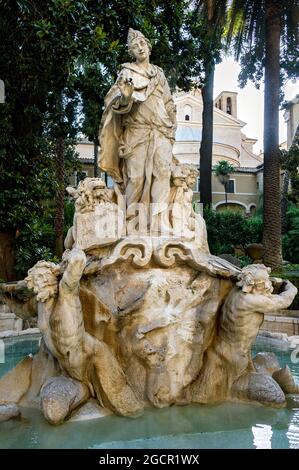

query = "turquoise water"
[[0, 334, 41, 378], [0, 334, 298, 449]]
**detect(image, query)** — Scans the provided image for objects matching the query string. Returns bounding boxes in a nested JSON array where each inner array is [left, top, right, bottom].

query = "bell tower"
[[214, 91, 237, 118]]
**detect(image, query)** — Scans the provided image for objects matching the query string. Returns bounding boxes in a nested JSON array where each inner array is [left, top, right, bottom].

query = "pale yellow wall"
[[211, 173, 258, 213]]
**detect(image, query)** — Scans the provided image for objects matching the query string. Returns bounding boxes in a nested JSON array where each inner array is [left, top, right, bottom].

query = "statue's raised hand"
[[117, 76, 134, 104]]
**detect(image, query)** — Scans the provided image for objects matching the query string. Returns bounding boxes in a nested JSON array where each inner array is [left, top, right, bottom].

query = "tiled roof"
[[78, 157, 94, 164], [232, 166, 263, 173]]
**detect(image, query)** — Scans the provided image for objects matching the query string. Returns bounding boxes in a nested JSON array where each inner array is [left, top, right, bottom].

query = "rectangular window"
[[226, 179, 235, 193]]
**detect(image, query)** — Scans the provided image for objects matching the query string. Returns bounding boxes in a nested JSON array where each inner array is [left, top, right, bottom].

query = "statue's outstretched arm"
[[246, 280, 297, 313]]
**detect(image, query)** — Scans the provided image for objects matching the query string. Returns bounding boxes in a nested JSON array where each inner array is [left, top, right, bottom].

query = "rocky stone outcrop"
[[0, 403, 20, 422], [40, 376, 90, 425]]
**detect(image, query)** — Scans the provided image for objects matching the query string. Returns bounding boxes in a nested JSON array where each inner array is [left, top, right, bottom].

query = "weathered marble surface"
[[0, 247, 297, 424], [0, 28, 298, 425]]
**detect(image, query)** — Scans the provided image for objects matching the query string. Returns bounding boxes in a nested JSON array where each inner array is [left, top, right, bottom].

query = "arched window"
[[183, 104, 192, 121], [227, 97, 232, 115]]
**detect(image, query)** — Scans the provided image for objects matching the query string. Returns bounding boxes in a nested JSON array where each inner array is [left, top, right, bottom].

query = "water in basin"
[[0, 334, 298, 449]]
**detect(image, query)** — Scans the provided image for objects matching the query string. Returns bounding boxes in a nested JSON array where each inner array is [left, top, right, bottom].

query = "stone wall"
[[0, 304, 23, 333], [261, 311, 299, 336]]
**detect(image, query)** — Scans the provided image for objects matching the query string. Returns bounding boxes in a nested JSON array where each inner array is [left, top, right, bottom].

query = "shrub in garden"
[[204, 208, 262, 256]]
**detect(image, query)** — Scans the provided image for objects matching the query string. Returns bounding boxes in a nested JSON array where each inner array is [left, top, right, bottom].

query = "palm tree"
[[190, 1, 229, 209], [227, 0, 298, 269], [214, 160, 235, 209]]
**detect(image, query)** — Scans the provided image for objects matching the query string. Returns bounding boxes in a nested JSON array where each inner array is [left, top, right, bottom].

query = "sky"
[[214, 57, 299, 154]]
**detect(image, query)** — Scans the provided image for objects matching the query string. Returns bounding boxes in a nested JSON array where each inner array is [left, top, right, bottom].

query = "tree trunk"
[[54, 135, 65, 258], [200, 62, 215, 209], [94, 136, 99, 178], [281, 170, 289, 234], [0, 231, 16, 281], [262, 0, 282, 269]]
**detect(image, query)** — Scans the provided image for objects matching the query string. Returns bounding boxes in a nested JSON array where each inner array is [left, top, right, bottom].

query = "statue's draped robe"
[[99, 63, 176, 217]]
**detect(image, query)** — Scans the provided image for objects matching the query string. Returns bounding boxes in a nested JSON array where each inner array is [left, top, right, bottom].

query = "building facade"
[[284, 94, 299, 148], [174, 89, 263, 214]]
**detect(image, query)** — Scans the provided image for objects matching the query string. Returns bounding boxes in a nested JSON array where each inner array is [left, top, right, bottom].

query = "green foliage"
[[0, 0, 208, 279], [14, 198, 74, 278], [0, 0, 86, 236], [204, 208, 263, 255], [205, 203, 299, 281], [205, 204, 299, 265], [186, 1, 229, 79], [226, 1, 298, 93], [14, 211, 56, 279], [213, 160, 235, 176], [213, 160, 235, 191], [235, 255, 252, 268], [282, 205, 299, 263], [0, 0, 196, 228], [64, 198, 75, 238]]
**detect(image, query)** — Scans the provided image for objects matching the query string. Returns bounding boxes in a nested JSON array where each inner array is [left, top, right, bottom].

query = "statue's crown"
[[127, 28, 149, 47]]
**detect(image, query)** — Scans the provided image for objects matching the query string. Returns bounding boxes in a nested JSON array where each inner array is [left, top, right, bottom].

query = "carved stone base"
[[0, 238, 297, 424]]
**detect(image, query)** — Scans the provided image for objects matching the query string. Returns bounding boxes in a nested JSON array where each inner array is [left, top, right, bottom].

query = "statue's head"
[[236, 264, 273, 294], [185, 166, 199, 188], [171, 164, 199, 189], [127, 28, 151, 62], [171, 165, 187, 188], [25, 261, 60, 302]]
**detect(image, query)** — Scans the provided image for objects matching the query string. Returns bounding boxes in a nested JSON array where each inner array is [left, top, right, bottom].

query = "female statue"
[[99, 28, 177, 232]]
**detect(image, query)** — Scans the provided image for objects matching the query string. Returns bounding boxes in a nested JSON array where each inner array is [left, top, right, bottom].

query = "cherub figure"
[[191, 264, 297, 406], [170, 164, 209, 252]]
